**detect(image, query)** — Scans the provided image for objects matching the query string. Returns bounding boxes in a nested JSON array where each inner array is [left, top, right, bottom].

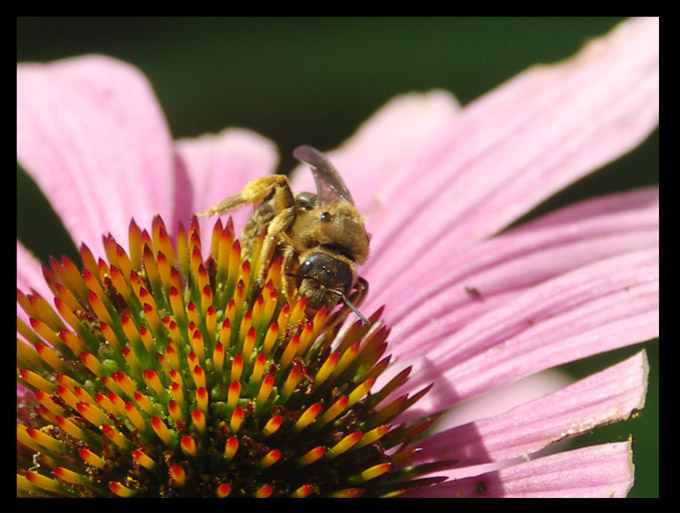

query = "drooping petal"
[[358, 18, 658, 294], [408, 441, 634, 498], [174, 128, 278, 236], [388, 247, 657, 417], [411, 351, 647, 467], [17, 55, 176, 252], [379, 187, 658, 355]]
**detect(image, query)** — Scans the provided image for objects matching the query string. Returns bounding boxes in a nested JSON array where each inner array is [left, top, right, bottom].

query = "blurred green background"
[[17, 17, 658, 497]]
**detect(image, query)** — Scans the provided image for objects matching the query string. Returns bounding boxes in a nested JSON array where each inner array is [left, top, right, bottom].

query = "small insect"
[[198, 145, 370, 325]]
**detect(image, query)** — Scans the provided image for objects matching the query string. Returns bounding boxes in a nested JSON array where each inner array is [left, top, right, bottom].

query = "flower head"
[[17, 18, 658, 497]]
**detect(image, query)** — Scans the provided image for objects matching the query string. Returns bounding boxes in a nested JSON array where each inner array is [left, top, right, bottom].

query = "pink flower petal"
[[17, 55, 176, 251], [174, 128, 278, 237], [358, 18, 658, 295], [389, 247, 657, 417], [381, 187, 658, 356], [409, 441, 634, 497], [411, 351, 647, 467], [289, 89, 461, 216], [16, 241, 50, 301]]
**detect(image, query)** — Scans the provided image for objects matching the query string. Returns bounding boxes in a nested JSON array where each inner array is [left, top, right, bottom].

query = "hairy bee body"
[[199, 145, 370, 324]]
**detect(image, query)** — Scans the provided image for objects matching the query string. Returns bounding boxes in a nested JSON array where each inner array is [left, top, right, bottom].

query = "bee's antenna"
[[330, 289, 370, 325]]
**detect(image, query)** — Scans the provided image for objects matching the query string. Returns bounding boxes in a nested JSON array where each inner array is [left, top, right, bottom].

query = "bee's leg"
[[197, 175, 294, 217], [279, 243, 298, 299], [255, 206, 296, 285]]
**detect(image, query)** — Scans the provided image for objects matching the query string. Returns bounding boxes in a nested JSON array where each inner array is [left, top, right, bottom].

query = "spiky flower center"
[[17, 215, 438, 497]]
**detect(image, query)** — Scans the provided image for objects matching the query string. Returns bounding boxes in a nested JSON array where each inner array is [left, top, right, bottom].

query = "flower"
[[17, 17, 658, 498]]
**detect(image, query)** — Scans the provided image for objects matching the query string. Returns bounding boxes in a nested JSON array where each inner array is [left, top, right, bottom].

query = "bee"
[[198, 145, 370, 325]]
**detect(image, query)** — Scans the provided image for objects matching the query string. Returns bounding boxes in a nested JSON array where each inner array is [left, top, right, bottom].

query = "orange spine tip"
[[262, 288, 278, 326], [181, 435, 198, 457], [186, 301, 199, 326], [27, 427, 64, 452], [30, 318, 64, 351], [348, 378, 376, 408], [55, 415, 85, 440], [140, 326, 155, 353], [276, 303, 290, 335], [143, 369, 164, 397], [254, 484, 274, 498], [54, 296, 82, 332], [352, 462, 392, 484], [191, 330, 205, 363], [297, 321, 315, 356], [102, 424, 130, 450], [99, 321, 122, 353], [53, 466, 90, 486], [230, 353, 243, 383], [333, 341, 361, 379], [279, 334, 299, 372], [319, 395, 349, 427], [291, 484, 315, 498], [25, 471, 62, 493], [314, 352, 339, 387], [19, 369, 55, 392], [167, 399, 183, 423], [216, 483, 232, 498], [294, 402, 322, 432], [192, 365, 206, 389], [109, 481, 136, 497], [355, 424, 391, 450], [260, 449, 281, 469], [213, 342, 224, 373], [289, 296, 307, 327], [95, 393, 117, 415], [170, 382, 184, 405], [281, 364, 301, 402], [263, 322, 279, 355], [151, 416, 173, 445], [262, 415, 282, 437], [251, 295, 264, 327], [196, 387, 209, 413], [37, 392, 66, 416], [79, 448, 105, 469], [326, 431, 362, 459], [224, 436, 239, 460], [86, 289, 114, 327], [256, 374, 275, 405], [227, 381, 241, 409], [170, 465, 187, 487], [205, 305, 217, 341], [133, 391, 153, 414], [201, 284, 213, 314], [219, 318, 232, 349], [251, 352, 267, 385], [80, 352, 105, 377], [36, 343, 69, 373], [241, 327, 256, 361], [125, 401, 146, 432], [297, 446, 326, 467], [122, 347, 141, 371], [192, 409, 206, 434], [131, 448, 156, 470], [56, 385, 80, 410], [230, 407, 244, 433]]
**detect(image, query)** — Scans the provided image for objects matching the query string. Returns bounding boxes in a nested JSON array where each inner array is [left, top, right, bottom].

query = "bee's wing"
[[293, 145, 355, 206]]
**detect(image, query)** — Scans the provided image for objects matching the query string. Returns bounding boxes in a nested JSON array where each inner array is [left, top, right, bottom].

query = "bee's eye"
[[320, 212, 331, 223]]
